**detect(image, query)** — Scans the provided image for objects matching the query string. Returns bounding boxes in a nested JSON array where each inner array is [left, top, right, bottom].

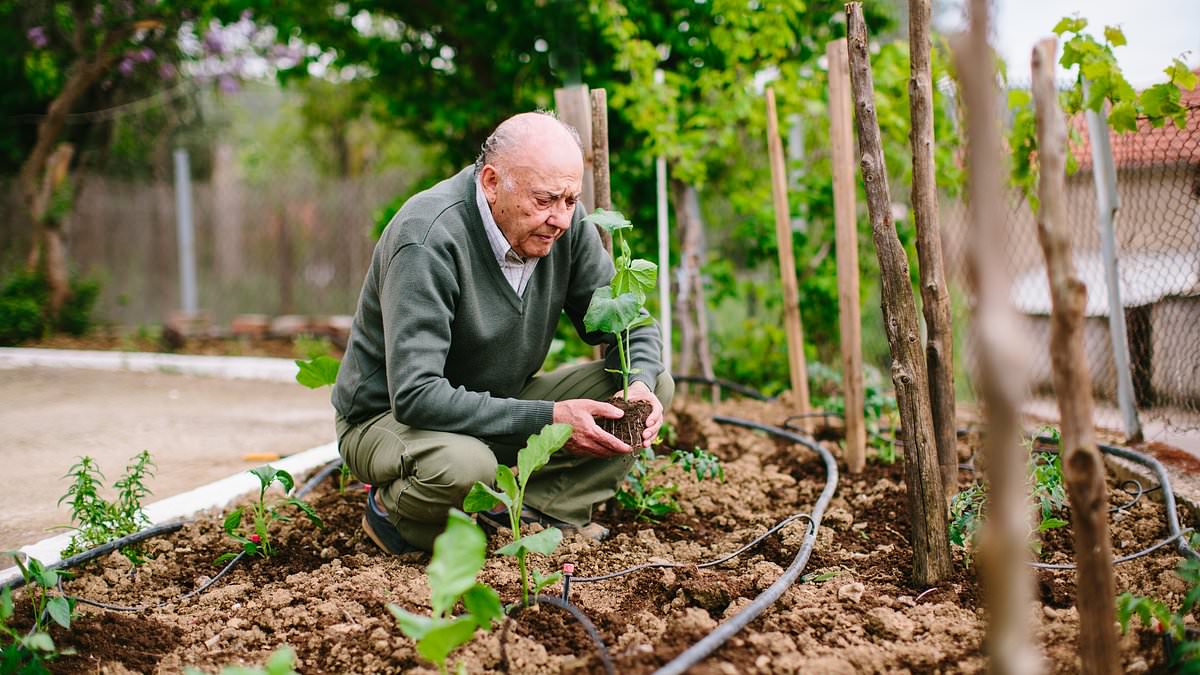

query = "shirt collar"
[[475, 177, 527, 265]]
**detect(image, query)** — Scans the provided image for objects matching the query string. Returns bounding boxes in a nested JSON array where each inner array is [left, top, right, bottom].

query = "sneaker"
[[476, 505, 610, 542], [362, 487, 422, 555]]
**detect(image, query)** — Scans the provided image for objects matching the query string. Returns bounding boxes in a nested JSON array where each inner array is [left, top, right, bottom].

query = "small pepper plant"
[[616, 446, 725, 522], [580, 208, 658, 400], [463, 423, 573, 607], [387, 510, 503, 675], [218, 466, 323, 563], [1, 553, 75, 670]]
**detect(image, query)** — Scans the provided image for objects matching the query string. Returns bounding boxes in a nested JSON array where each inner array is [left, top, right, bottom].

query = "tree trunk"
[[671, 179, 717, 401], [908, 0, 958, 496], [1031, 37, 1120, 675], [954, 1, 1041, 672], [846, 2, 951, 586]]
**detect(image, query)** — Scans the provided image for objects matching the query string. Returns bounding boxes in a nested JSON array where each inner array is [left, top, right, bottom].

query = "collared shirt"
[[476, 178, 538, 296]]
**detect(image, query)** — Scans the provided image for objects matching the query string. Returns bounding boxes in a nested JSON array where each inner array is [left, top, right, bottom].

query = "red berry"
[[250, 534, 261, 543]]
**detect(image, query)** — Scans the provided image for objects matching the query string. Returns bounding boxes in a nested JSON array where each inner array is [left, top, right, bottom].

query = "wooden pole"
[[554, 85, 594, 208], [827, 38, 867, 474], [845, 3, 951, 586], [908, 0, 958, 496], [1032, 37, 1120, 675], [589, 88, 615, 254], [764, 87, 812, 425], [953, 0, 1041, 671]]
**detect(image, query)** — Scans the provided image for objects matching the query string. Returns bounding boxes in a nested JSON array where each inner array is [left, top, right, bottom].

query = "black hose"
[[650, 415, 838, 675], [1095, 441, 1198, 561], [499, 594, 615, 675], [295, 458, 344, 498]]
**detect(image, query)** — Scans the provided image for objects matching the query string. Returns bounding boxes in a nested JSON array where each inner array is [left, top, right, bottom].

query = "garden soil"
[[11, 396, 1195, 673], [0, 367, 335, 552]]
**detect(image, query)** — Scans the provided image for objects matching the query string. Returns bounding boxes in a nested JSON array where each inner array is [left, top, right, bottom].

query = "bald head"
[[475, 111, 584, 175]]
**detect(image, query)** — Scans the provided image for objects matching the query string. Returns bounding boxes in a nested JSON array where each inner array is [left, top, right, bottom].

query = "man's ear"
[[479, 164, 500, 203]]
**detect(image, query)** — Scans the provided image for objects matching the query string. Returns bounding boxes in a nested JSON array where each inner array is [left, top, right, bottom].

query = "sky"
[[936, 0, 1200, 87]]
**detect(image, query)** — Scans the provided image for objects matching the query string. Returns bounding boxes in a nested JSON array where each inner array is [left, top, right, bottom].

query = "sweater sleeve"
[[381, 243, 554, 436], [562, 220, 665, 392]]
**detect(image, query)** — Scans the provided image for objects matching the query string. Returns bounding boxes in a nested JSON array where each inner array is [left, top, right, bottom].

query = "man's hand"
[[626, 380, 664, 448], [553, 399, 633, 458]]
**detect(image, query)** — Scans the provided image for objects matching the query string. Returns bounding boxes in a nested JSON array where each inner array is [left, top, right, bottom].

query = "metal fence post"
[[1083, 80, 1143, 442], [173, 148, 198, 314], [655, 69, 673, 376]]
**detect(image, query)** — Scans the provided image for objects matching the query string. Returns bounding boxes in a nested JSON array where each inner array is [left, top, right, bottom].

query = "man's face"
[[480, 158, 583, 259]]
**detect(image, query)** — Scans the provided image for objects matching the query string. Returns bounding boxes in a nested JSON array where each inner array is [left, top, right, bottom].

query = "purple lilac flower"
[[118, 57, 135, 77], [27, 26, 48, 49], [202, 30, 224, 55], [158, 62, 176, 80], [218, 75, 240, 94], [136, 47, 155, 63]]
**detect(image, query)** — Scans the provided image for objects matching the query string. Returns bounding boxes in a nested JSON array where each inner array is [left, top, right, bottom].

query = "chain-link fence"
[[943, 90, 1200, 432]]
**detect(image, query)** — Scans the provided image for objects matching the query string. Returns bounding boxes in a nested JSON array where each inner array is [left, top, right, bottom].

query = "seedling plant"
[[1, 553, 75, 672], [218, 466, 323, 563], [580, 208, 657, 401], [58, 451, 155, 564], [387, 510, 503, 674], [616, 446, 725, 522], [1117, 550, 1200, 671], [463, 423, 573, 607]]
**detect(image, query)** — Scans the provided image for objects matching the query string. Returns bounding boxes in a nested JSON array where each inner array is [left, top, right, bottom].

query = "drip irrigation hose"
[[570, 513, 811, 584], [670, 375, 771, 401], [498, 594, 615, 675], [647, 415, 838, 675], [1029, 529, 1195, 571], [295, 457, 344, 498]]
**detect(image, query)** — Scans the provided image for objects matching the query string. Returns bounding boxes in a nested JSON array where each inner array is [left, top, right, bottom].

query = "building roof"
[[1012, 251, 1200, 317], [1070, 72, 1200, 170]]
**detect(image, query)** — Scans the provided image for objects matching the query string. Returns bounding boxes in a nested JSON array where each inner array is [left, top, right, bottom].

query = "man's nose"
[[546, 203, 573, 229]]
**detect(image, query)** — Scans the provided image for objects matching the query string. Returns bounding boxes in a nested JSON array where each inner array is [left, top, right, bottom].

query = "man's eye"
[[535, 197, 553, 207], [565, 198, 577, 208]]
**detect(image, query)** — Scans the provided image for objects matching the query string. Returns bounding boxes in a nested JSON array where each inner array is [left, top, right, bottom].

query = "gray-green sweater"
[[332, 166, 664, 438]]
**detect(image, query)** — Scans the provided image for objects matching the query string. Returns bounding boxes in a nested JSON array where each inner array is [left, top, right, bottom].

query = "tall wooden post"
[[589, 88, 615, 255], [953, 0, 1041, 671], [827, 38, 867, 474], [1032, 38, 1120, 675], [845, 3, 951, 585], [765, 87, 812, 424], [908, 0, 958, 496]]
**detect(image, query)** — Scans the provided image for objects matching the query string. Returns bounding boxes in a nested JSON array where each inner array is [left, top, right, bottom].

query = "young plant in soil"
[[1117, 547, 1200, 670], [58, 451, 155, 564], [463, 423, 572, 607], [581, 208, 658, 447], [218, 466, 323, 563], [387, 510, 503, 675], [1, 553, 75, 671], [184, 646, 300, 675], [616, 446, 725, 522]]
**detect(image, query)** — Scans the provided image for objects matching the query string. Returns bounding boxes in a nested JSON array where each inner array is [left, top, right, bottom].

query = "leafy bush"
[[1118, 553, 1200, 671], [0, 269, 101, 345], [1, 553, 75, 671], [59, 451, 155, 565]]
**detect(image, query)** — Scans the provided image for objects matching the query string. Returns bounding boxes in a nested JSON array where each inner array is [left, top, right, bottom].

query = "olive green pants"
[[335, 361, 674, 550]]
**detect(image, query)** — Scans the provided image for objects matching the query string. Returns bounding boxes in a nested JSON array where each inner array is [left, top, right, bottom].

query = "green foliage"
[[0, 270, 100, 345], [218, 466, 323, 563], [947, 483, 987, 559], [183, 646, 301, 675], [463, 423, 572, 607], [294, 355, 341, 389], [615, 446, 724, 522], [58, 451, 155, 565], [1, 553, 75, 672], [1008, 15, 1199, 207], [581, 209, 657, 400], [387, 510, 502, 674], [1117, 556, 1200, 671]]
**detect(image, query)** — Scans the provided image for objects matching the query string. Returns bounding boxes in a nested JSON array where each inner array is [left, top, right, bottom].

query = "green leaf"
[[22, 632, 55, 653], [496, 526, 562, 557], [1036, 517, 1067, 533], [295, 355, 341, 389], [515, 424, 573, 492], [581, 208, 632, 233], [462, 482, 510, 513], [1051, 16, 1087, 36], [1141, 83, 1181, 119], [495, 465, 518, 502], [1103, 25, 1126, 47], [0, 586, 12, 622], [223, 508, 244, 534], [286, 498, 324, 529], [461, 583, 504, 629], [1116, 592, 1137, 633], [262, 646, 300, 675], [583, 287, 641, 335], [531, 570, 563, 596], [1108, 101, 1138, 132], [427, 510, 487, 617], [47, 595, 72, 629], [1166, 58, 1199, 90], [415, 616, 478, 670], [613, 258, 658, 303], [389, 604, 437, 640], [1007, 89, 1031, 109]]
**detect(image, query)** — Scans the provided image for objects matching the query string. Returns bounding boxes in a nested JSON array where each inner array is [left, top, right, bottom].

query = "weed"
[[1, 553, 75, 671], [218, 466, 323, 563], [947, 483, 987, 560], [388, 510, 503, 674], [58, 451, 155, 565], [463, 424, 573, 607], [615, 447, 724, 522], [1117, 554, 1200, 671]]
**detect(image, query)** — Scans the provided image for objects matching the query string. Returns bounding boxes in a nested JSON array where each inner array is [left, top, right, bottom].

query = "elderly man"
[[332, 112, 673, 554]]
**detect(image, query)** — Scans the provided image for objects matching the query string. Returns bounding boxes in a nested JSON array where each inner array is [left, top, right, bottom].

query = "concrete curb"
[[0, 347, 299, 383], [0, 441, 338, 588]]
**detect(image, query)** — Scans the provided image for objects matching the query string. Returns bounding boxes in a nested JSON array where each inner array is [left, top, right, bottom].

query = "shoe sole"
[[361, 514, 394, 555]]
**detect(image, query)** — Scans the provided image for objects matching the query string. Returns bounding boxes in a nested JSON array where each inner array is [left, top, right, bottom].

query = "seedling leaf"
[[427, 510, 486, 616], [531, 570, 562, 596], [613, 258, 658, 303], [47, 596, 71, 629], [389, 604, 437, 640], [515, 424, 572, 492], [0, 586, 12, 621], [495, 465, 518, 502], [496, 526, 562, 557], [1037, 517, 1068, 532], [295, 355, 341, 389], [416, 616, 478, 669], [462, 583, 503, 629], [462, 483, 510, 513], [286, 498, 325, 529], [582, 288, 640, 335], [23, 632, 55, 653], [581, 208, 632, 233]]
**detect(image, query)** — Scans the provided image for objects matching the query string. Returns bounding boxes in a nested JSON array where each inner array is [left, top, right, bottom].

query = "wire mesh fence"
[[943, 92, 1200, 431]]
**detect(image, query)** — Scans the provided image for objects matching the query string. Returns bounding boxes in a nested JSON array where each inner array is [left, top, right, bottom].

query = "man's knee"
[[413, 437, 498, 498]]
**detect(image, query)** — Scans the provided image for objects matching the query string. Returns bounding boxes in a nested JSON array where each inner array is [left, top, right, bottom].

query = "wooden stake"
[[827, 38, 867, 474], [589, 88, 614, 254], [953, 0, 1041, 671], [845, 3, 951, 585], [908, 0, 958, 496], [554, 85, 594, 210], [1032, 37, 1120, 675], [765, 87, 812, 424]]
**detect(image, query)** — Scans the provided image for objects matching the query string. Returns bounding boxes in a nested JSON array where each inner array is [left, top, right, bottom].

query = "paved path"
[[0, 367, 335, 551]]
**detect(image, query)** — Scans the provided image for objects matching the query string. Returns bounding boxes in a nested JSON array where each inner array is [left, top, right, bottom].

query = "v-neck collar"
[[462, 170, 530, 312]]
